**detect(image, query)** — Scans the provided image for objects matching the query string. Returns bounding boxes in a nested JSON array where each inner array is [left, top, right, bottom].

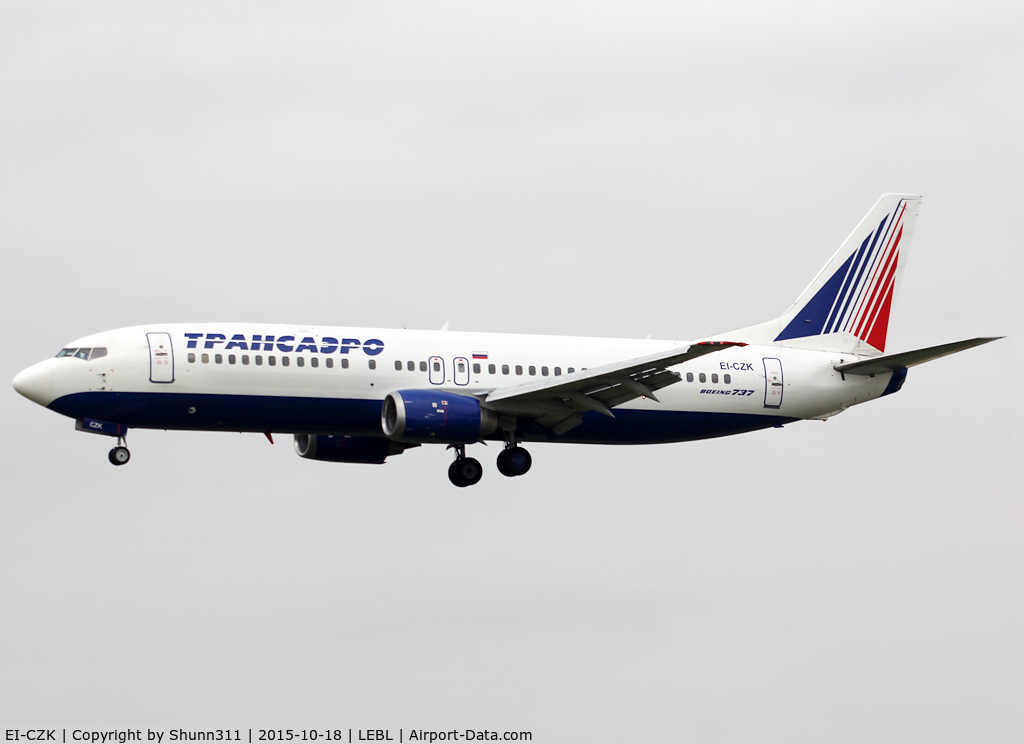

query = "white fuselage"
[[15, 323, 895, 445]]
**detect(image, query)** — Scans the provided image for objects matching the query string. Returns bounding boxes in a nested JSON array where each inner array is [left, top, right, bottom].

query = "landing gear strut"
[[108, 436, 130, 466], [447, 444, 483, 488], [496, 433, 531, 477]]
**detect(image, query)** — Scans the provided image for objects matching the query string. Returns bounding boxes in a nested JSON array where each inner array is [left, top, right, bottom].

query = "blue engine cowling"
[[382, 389, 497, 444], [293, 434, 411, 464]]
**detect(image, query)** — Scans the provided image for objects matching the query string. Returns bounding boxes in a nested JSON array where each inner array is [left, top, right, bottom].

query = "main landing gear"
[[496, 445, 531, 477], [497, 431, 531, 478], [108, 436, 130, 466], [446, 435, 533, 487], [448, 444, 483, 488]]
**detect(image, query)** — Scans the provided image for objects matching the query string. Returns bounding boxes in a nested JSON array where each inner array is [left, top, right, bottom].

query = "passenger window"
[[515, 365, 523, 375], [488, 364, 496, 374], [255, 355, 263, 366], [567, 367, 575, 374], [311, 357, 318, 368], [228, 354, 236, 364], [369, 359, 376, 370], [528, 366, 536, 375], [202, 354, 210, 364], [541, 366, 549, 376], [554, 367, 561, 376], [419, 361, 427, 372], [395, 360, 403, 371], [686, 372, 693, 382], [188, 353, 196, 363], [342, 358, 349, 369], [326, 358, 334, 368], [269, 356, 276, 366], [473, 363, 481, 374], [282, 356, 290, 367], [711, 373, 718, 383], [91, 348, 107, 359], [502, 364, 509, 375], [724, 373, 731, 384], [699, 373, 706, 383], [74, 348, 90, 360], [296, 357, 304, 367], [242, 355, 249, 365], [215, 354, 223, 364], [408, 361, 415, 371]]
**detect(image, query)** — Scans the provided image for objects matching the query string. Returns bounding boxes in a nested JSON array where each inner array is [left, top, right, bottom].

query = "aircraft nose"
[[13, 361, 54, 407]]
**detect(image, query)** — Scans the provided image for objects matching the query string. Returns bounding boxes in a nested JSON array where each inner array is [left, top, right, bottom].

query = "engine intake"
[[382, 390, 497, 444], [293, 434, 411, 464]]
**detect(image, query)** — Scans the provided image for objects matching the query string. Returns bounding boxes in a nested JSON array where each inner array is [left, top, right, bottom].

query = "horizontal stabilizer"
[[834, 337, 1002, 376]]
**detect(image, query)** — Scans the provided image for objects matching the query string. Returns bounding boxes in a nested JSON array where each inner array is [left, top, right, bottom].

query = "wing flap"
[[484, 341, 746, 433], [484, 341, 744, 405]]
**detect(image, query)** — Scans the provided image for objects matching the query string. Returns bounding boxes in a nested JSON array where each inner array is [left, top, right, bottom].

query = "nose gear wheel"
[[108, 446, 130, 466]]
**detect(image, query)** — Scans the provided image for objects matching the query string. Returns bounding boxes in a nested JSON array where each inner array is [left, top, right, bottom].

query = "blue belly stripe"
[[48, 391, 796, 445], [50, 391, 384, 436]]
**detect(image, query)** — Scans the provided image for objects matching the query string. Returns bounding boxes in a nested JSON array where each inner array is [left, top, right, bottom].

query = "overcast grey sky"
[[2, 1, 1021, 740]]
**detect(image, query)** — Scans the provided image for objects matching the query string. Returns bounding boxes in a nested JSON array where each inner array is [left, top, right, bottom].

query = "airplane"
[[13, 194, 1000, 487]]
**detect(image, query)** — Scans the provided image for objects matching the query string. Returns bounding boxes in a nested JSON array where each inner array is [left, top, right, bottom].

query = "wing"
[[483, 341, 746, 435]]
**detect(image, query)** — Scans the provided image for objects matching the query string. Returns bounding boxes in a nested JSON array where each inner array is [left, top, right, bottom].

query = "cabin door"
[[763, 357, 783, 408], [147, 332, 175, 383]]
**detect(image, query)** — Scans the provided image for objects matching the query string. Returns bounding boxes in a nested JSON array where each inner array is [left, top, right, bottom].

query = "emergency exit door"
[[453, 357, 470, 386], [763, 357, 783, 408], [428, 356, 445, 385], [147, 332, 175, 383]]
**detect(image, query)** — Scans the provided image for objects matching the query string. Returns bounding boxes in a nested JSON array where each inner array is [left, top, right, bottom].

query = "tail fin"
[[705, 194, 921, 355]]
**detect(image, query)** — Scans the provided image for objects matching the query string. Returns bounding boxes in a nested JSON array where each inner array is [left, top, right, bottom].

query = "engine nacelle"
[[382, 389, 497, 444], [293, 434, 410, 464]]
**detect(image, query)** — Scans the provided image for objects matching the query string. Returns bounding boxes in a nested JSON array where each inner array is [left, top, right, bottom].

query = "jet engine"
[[381, 389, 497, 444], [293, 434, 412, 464]]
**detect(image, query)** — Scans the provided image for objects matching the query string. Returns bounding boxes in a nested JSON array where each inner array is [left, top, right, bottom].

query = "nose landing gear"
[[447, 444, 483, 487], [108, 436, 130, 466]]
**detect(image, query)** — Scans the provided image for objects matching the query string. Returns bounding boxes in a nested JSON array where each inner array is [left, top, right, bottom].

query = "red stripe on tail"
[[865, 280, 895, 352], [863, 254, 900, 351], [853, 226, 903, 339]]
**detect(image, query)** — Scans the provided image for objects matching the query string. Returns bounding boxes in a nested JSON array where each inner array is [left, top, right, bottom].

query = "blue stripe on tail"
[[827, 214, 889, 333], [775, 253, 855, 341]]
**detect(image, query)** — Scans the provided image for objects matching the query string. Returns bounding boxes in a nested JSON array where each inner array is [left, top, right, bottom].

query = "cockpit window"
[[56, 347, 107, 359]]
